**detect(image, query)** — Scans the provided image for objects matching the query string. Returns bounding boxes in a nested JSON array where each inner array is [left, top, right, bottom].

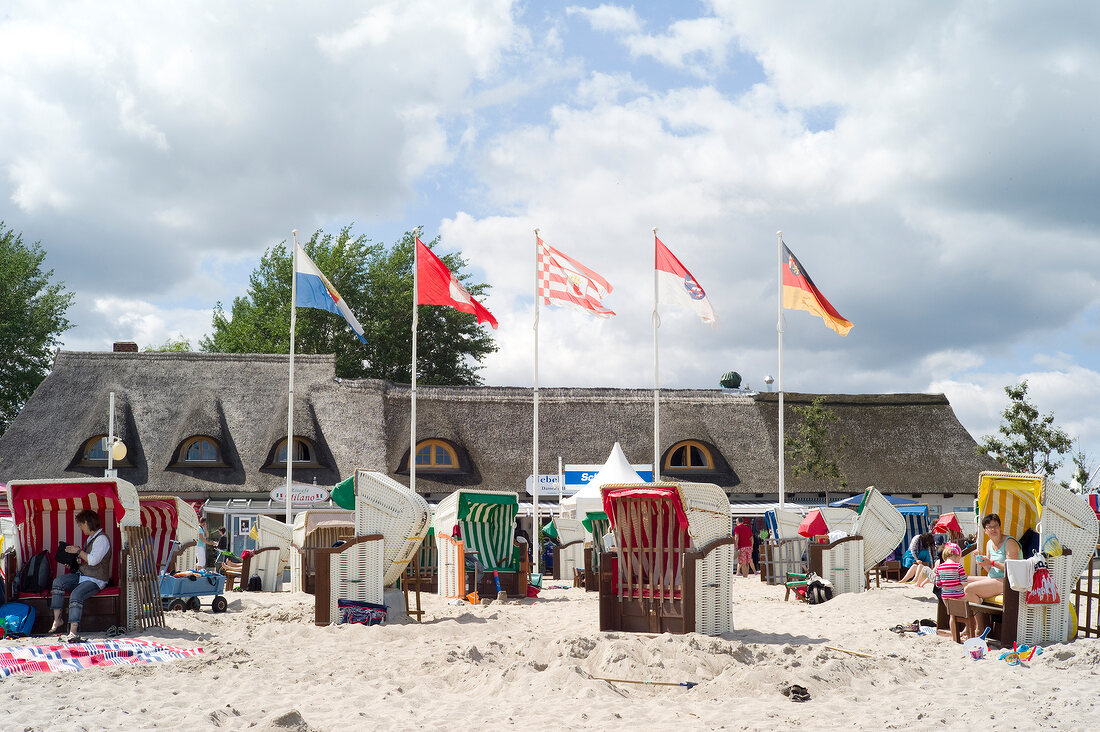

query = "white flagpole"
[[557, 455, 563, 517], [776, 230, 785, 508], [286, 230, 299, 528], [532, 228, 540, 574], [652, 227, 661, 483], [411, 228, 419, 497]]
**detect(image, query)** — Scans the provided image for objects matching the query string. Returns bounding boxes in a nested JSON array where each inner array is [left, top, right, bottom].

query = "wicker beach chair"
[[139, 495, 200, 574], [965, 472, 1099, 646], [598, 482, 734, 636], [4, 478, 163, 633], [762, 508, 810, 586], [434, 489, 529, 599], [314, 471, 430, 625], [290, 509, 354, 594], [851, 486, 906, 575], [549, 517, 587, 582], [248, 515, 293, 591], [808, 535, 865, 596]]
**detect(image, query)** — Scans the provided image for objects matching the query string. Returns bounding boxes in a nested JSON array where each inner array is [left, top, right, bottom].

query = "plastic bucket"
[[963, 637, 988, 660]]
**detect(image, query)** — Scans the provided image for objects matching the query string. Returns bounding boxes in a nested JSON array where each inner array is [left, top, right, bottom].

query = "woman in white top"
[[48, 509, 112, 641]]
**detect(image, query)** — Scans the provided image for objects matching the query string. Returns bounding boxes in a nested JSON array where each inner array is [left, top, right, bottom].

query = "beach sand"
[[5, 576, 1099, 731]]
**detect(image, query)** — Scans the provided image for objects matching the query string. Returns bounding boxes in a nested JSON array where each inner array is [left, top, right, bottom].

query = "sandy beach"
[[4, 576, 1099, 731]]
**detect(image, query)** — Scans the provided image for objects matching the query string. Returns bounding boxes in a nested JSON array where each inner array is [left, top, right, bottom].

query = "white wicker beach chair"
[[313, 471, 429, 625], [598, 482, 734, 636], [852, 486, 906, 569], [974, 472, 1100, 645], [290, 509, 354, 594], [550, 517, 586, 581], [433, 489, 528, 599], [251, 515, 293, 591], [353, 471, 431, 587]]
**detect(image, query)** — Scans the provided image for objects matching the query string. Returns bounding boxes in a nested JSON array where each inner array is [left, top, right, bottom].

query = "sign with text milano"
[[270, 485, 329, 506]]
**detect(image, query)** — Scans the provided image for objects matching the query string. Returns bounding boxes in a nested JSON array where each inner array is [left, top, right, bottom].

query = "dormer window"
[[271, 437, 322, 468], [79, 435, 131, 467], [397, 438, 470, 478], [416, 439, 459, 470], [665, 440, 714, 470], [172, 435, 225, 467], [184, 438, 218, 462]]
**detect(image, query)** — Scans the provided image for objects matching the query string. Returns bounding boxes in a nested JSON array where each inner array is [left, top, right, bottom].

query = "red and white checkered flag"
[[537, 237, 615, 318]]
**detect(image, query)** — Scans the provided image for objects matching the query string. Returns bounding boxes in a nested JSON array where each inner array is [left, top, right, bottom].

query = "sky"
[[2, 1, 1099, 486]]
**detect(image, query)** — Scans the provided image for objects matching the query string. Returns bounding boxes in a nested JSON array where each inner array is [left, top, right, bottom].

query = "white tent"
[[560, 442, 644, 522]]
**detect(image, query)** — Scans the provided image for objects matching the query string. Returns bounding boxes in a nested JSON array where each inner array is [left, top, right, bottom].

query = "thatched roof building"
[[0, 350, 1000, 515]]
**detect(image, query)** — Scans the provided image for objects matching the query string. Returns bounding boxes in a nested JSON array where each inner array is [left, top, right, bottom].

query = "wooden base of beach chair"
[[465, 569, 527, 598], [573, 569, 586, 588]]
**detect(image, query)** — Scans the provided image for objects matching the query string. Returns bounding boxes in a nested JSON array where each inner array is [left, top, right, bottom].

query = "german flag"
[[782, 244, 853, 336]]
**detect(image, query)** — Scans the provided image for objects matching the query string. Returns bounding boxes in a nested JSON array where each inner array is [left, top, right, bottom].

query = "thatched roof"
[[0, 351, 1000, 504]]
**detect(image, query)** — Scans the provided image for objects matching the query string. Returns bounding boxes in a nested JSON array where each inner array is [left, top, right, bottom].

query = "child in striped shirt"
[[933, 543, 968, 599]]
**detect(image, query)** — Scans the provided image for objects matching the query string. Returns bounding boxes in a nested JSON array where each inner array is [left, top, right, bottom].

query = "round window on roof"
[[414, 439, 459, 470], [664, 440, 714, 470], [180, 436, 221, 464]]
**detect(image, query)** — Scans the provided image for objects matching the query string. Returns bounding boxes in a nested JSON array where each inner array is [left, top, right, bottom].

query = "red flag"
[[537, 237, 614, 318], [782, 244, 852, 336], [416, 239, 498, 329]]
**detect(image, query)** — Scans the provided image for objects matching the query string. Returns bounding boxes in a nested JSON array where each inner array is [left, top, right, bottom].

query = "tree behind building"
[[0, 223, 74, 435], [785, 396, 849, 504]]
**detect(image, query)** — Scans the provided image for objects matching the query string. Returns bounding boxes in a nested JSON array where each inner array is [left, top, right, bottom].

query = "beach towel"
[[0, 639, 204, 678], [1006, 557, 1039, 592]]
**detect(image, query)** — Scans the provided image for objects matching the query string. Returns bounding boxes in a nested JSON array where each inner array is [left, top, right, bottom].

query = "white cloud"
[[566, 5, 642, 34]]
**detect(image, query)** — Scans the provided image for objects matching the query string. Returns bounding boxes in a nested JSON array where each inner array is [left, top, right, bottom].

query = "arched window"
[[272, 437, 321, 468], [664, 440, 714, 471], [172, 436, 223, 467], [415, 439, 459, 470], [183, 437, 219, 463], [84, 435, 109, 463], [79, 435, 132, 467]]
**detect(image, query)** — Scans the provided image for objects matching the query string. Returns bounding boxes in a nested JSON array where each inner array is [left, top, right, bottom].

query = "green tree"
[[0, 223, 75, 434], [201, 226, 497, 384], [1068, 446, 1095, 493], [976, 381, 1073, 478], [144, 335, 192, 352], [785, 396, 849, 503]]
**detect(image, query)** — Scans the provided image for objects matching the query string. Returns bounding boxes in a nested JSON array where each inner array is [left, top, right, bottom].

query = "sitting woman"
[[48, 509, 112, 641], [898, 532, 936, 585], [962, 512, 1021, 636]]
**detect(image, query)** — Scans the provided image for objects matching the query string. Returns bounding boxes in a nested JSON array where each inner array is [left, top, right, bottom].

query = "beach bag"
[[246, 574, 262, 592], [1025, 560, 1059, 605], [337, 599, 388, 626], [14, 550, 51, 595], [805, 573, 833, 604], [0, 602, 36, 637]]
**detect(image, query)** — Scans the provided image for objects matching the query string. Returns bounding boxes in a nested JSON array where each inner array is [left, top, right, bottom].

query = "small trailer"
[[159, 570, 228, 613]]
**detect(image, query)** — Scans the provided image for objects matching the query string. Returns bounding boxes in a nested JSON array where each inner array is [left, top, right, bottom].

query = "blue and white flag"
[[294, 243, 367, 344]]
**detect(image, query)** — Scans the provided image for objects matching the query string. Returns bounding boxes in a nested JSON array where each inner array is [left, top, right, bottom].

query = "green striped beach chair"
[[433, 490, 529, 599]]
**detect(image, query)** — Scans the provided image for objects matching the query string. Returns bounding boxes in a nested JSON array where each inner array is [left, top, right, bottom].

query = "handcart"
[[160, 570, 228, 613], [159, 541, 228, 612]]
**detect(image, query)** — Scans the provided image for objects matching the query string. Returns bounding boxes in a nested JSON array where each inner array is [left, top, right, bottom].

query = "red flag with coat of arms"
[[416, 238, 498, 329], [537, 237, 614, 318], [655, 236, 717, 326]]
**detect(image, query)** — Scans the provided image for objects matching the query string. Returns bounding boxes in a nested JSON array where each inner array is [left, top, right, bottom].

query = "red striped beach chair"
[[3, 478, 163, 633], [598, 482, 734, 635], [138, 495, 200, 575]]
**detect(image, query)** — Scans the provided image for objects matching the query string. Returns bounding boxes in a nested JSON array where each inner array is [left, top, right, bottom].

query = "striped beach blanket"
[[0, 639, 204, 678]]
